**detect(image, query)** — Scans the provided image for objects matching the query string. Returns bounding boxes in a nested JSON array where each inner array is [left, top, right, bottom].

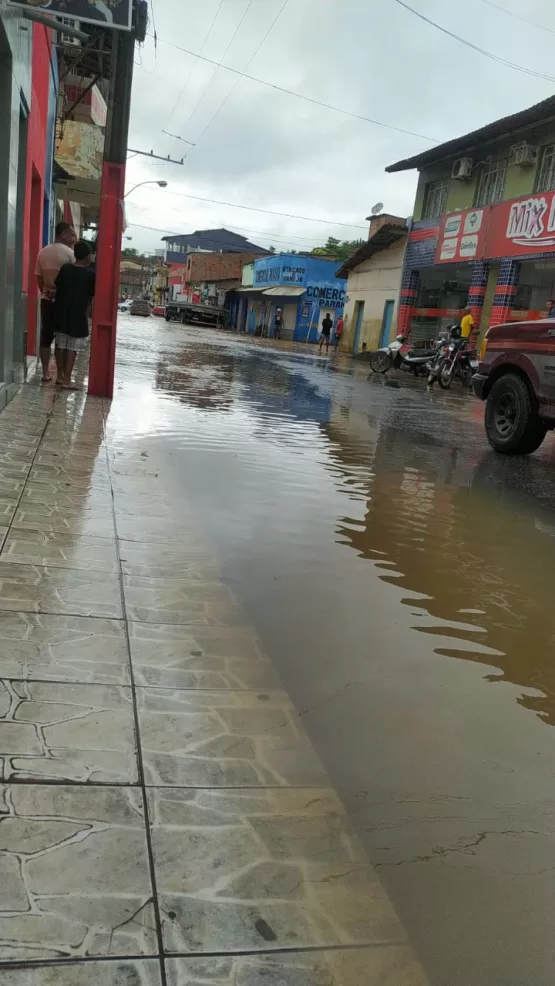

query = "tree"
[[268, 245, 276, 253], [311, 236, 364, 262], [122, 247, 139, 257]]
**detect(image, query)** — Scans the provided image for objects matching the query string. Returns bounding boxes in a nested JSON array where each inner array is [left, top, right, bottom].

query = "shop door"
[[283, 303, 296, 340], [379, 300, 395, 347], [352, 301, 365, 353]]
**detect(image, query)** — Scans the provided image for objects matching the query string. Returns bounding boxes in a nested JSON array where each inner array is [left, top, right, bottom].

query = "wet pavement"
[[1, 318, 555, 984]]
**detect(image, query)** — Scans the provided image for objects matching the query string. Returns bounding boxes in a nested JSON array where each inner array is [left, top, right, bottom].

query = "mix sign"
[[435, 190, 555, 264], [7, 0, 133, 30]]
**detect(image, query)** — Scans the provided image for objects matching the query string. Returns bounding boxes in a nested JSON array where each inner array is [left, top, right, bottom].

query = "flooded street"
[[1, 315, 555, 985], [113, 317, 555, 986]]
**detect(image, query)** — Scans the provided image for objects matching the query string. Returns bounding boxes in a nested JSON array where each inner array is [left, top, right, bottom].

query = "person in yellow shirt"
[[460, 306, 475, 340]]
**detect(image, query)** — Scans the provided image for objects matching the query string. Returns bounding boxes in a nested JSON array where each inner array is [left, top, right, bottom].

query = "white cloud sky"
[[124, 0, 555, 255]]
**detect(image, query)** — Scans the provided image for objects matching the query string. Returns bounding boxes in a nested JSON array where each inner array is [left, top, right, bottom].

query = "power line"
[[192, 0, 291, 147], [394, 0, 555, 84], [125, 219, 327, 244], [130, 190, 368, 229], [155, 37, 439, 143], [176, 0, 255, 136], [163, 0, 226, 135], [481, 0, 555, 36]]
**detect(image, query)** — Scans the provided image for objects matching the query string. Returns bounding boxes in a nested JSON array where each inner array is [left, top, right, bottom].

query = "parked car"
[[130, 299, 152, 317], [473, 318, 555, 454], [152, 305, 166, 317], [118, 299, 133, 312]]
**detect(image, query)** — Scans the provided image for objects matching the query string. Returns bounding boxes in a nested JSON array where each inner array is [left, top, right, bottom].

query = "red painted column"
[[89, 162, 125, 398]]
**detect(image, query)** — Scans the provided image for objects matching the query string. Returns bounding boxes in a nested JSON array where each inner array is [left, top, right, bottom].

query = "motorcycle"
[[429, 335, 479, 389], [370, 334, 439, 376]]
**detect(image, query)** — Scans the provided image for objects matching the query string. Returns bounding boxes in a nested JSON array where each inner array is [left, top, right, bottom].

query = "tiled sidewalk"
[[0, 382, 428, 985]]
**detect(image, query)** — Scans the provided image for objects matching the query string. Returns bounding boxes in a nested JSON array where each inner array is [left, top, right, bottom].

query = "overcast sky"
[[124, 0, 555, 255]]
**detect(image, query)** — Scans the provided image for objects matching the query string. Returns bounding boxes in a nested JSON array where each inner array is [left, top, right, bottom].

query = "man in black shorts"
[[35, 222, 76, 381], [319, 312, 333, 355]]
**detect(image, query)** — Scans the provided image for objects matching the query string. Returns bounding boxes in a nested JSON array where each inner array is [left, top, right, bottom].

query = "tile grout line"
[[0, 395, 60, 557], [0, 939, 409, 972], [102, 412, 168, 986]]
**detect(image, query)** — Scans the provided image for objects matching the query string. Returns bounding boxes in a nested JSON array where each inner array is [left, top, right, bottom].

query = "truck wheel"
[[485, 373, 547, 454]]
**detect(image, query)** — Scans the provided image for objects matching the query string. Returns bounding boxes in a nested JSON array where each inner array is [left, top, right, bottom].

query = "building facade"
[[161, 228, 268, 264], [0, 8, 59, 408], [387, 96, 555, 344], [231, 254, 347, 342], [336, 215, 407, 354]]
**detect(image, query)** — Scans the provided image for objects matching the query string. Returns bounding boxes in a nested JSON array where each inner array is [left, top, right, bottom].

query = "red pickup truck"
[[473, 319, 555, 454]]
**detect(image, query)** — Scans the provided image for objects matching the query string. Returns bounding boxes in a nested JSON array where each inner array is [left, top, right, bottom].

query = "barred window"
[[474, 160, 507, 207], [421, 179, 449, 220], [536, 143, 555, 192]]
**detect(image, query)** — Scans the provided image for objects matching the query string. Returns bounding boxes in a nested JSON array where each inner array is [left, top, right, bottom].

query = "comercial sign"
[[486, 190, 555, 258], [435, 207, 490, 264], [7, 0, 133, 31]]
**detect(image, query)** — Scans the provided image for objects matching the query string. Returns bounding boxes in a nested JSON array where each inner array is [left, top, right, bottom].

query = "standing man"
[[460, 305, 475, 342], [546, 299, 555, 318], [333, 314, 344, 353], [319, 311, 333, 355], [35, 222, 76, 382], [53, 240, 95, 390], [274, 308, 283, 340]]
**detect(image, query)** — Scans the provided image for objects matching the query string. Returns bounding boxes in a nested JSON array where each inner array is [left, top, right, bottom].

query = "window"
[[536, 143, 555, 192], [421, 179, 449, 219], [474, 160, 507, 206]]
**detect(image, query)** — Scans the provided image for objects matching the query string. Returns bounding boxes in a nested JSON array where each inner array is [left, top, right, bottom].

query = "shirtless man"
[[35, 222, 76, 382]]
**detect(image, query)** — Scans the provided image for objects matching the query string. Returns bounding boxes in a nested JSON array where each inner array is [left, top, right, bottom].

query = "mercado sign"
[[7, 0, 133, 30]]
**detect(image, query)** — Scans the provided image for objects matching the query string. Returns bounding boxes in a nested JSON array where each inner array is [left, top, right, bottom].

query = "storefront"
[[399, 190, 555, 341], [230, 254, 346, 342]]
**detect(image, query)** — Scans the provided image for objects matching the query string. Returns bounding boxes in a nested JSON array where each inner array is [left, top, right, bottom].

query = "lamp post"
[[124, 180, 168, 198]]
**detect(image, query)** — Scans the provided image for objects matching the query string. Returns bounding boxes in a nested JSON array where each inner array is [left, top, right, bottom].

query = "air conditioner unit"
[[59, 18, 81, 48], [510, 142, 538, 167], [451, 157, 474, 180]]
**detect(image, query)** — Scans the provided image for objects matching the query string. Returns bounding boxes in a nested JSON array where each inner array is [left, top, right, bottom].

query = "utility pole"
[[88, 25, 134, 398]]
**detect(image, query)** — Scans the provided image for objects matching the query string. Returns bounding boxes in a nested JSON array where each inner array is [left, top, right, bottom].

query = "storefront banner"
[[486, 191, 555, 258], [435, 207, 490, 265], [7, 0, 133, 31]]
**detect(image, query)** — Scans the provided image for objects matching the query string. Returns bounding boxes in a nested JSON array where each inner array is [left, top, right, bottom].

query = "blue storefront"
[[231, 254, 347, 343]]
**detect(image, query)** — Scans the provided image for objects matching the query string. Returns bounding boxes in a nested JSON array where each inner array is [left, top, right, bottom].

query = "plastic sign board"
[[486, 191, 555, 257], [435, 207, 490, 264], [7, 0, 132, 31]]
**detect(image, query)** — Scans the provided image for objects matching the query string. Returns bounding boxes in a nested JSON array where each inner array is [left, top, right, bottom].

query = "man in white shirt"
[[36, 221, 76, 382]]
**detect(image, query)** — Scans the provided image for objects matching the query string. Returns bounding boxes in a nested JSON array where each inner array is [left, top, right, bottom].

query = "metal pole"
[[88, 27, 134, 398]]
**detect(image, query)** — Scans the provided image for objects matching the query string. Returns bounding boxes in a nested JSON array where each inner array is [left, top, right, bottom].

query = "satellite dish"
[[371, 202, 384, 216]]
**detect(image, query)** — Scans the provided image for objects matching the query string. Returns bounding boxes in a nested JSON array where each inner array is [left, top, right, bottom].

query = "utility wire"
[[163, 0, 226, 135], [192, 0, 291, 147], [481, 0, 555, 36], [394, 0, 555, 84], [126, 219, 328, 244], [156, 37, 439, 143], [134, 189, 368, 229], [177, 0, 255, 135]]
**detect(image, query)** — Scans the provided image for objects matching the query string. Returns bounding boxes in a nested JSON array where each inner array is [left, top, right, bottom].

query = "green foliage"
[[311, 236, 364, 261]]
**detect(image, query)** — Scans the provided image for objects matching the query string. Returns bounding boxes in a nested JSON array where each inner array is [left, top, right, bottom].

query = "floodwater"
[[114, 317, 555, 986]]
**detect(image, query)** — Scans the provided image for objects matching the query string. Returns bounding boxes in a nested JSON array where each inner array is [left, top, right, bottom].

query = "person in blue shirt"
[[547, 299, 555, 318]]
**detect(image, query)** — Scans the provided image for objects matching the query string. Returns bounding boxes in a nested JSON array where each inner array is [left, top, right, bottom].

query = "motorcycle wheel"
[[370, 351, 392, 374], [438, 361, 454, 389]]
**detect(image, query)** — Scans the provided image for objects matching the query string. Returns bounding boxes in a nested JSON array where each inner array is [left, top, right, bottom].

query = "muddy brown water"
[[111, 317, 555, 985]]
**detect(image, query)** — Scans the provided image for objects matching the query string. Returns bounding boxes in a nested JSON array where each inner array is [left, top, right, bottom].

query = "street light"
[[124, 180, 168, 198]]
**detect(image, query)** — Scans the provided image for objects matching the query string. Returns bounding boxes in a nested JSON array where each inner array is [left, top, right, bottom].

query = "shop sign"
[[282, 263, 306, 284], [8, 0, 133, 31], [305, 284, 346, 310], [435, 208, 490, 265], [486, 191, 555, 258]]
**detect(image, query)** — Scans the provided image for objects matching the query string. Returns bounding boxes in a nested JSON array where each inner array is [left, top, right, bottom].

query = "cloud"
[[124, 0, 555, 254]]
